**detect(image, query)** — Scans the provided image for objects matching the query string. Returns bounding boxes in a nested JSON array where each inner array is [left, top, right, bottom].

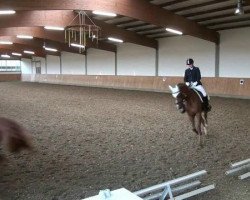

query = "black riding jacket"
[[184, 66, 202, 85]]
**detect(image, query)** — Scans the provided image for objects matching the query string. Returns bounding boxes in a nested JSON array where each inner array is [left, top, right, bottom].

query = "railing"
[[226, 158, 250, 180], [0, 66, 21, 72], [134, 170, 215, 200]]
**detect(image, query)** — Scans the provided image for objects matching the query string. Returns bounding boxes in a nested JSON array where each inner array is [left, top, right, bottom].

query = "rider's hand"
[[185, 82, 190, 86], [192, 81, 198, 86]]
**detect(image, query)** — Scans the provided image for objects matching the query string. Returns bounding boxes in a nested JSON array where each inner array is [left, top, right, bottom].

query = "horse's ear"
[[168, 85, 174, 92]]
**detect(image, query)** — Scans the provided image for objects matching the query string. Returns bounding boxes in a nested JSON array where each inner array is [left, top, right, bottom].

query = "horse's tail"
[[0, 117, 33, 153]]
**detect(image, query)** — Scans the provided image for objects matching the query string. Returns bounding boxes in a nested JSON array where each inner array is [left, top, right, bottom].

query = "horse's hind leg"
[[201, 113, 208, 135], [196, 113, 204, 146], [189, 115, 198, 134], [203, 112, 208, 126]]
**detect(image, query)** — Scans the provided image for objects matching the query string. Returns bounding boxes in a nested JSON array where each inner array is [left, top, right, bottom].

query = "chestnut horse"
[[169, 83, 209, 145], [0, 117, 32, 161]]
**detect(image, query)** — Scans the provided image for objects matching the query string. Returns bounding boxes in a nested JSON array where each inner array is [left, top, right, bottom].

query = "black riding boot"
[[202, 96, 211, 112]]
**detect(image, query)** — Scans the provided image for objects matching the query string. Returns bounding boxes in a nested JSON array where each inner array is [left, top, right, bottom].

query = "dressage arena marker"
[[225, 158, 250, 180], [134, 170, 215, 200]]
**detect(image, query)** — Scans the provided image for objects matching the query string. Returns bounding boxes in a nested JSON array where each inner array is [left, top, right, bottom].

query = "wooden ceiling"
[[0, 0, 249, 59]]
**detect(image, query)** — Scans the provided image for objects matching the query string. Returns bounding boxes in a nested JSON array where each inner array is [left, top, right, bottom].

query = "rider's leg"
[[193, 85, 211, 111], [194, 85, 207, 96]]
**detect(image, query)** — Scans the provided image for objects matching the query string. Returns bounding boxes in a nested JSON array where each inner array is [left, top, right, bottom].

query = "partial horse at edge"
[[0, 117, 33, 162]]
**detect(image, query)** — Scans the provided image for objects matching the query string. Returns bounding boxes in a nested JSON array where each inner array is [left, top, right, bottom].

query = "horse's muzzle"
[[179, 108, 185, 113], [175, 100, 185, 113]]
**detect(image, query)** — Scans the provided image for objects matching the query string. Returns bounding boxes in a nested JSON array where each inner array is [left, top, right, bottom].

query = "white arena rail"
[[226, 158, 250, 180], [133, 170, 215, 200]]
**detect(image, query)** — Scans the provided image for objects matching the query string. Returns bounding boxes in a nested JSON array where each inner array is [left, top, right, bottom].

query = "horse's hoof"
[[199, 143, 204, 148]]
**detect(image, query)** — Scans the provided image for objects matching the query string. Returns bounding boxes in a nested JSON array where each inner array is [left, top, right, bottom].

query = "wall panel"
[[22, 74, 250, 98]]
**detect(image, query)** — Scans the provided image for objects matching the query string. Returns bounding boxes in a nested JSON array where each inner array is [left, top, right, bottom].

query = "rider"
[[184, 58, 211, 111]]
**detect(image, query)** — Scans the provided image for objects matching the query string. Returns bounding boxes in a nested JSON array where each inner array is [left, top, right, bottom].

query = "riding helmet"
[[186, 58, 194, 65]]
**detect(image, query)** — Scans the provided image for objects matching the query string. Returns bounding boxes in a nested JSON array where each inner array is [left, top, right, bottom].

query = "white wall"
[[219, 27, 250, 78], [87, 48, 115, 75], [19, 28, 250, 79], [21, 58, 32, 74], [158, 35, 216, 77], [117, 43, 156, 76], [46, 55, 60, 74], [61, 52, 85, 74]]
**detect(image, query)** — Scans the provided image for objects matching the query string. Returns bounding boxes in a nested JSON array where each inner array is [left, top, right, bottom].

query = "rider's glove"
[[185, 82, 190, 86], [192, 81, 198, 86]]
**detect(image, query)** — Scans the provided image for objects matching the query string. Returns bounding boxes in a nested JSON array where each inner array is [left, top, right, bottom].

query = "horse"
[[169, 83, 210, 146], [0, 117, 32, 162]]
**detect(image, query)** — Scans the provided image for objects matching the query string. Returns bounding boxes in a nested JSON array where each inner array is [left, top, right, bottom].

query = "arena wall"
[[21, 74, 250, 98]]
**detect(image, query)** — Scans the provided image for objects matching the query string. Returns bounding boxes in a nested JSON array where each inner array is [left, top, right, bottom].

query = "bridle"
[[175, 93, 187, 113]]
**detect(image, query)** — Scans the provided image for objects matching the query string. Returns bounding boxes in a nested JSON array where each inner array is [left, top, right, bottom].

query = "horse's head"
[[0, 117, 33, 153], [8, 133, 33, 153], [169, 83, 189, 113]]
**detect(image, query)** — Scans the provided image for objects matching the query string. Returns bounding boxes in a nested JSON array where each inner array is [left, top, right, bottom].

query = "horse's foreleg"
[[188, 115, 198, 134], [196, 113, 203, 146]]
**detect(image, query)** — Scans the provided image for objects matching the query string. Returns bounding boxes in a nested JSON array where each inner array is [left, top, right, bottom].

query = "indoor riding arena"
[[0, 1, 249, 200]]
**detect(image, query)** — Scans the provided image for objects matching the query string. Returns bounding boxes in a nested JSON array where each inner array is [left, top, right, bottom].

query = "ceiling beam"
[[0, 27, 116, 52], [0, 27, 64, 42], [92, 19, 158, 48], [0, 0, 219, 43], [138, 29, 165, 35], [157, 0, 189, 8], [202, 17, 250, 26], [212, 24, 250, 31], [182, 3, 250, 18], [113, 19, 135, 26], [0, 10, 157, 49], [0, 43, 47, 57], [170, 0, 230, 13], [135, 27, 160, 33], [0, 36, 84, 55], [123, 23, 150, 29], [195, 10, 250, 22], [0, 48, 30, 59]]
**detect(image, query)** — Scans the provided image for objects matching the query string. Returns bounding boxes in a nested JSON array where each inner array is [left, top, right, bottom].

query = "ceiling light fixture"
[[24, 50, 35, 55], [65, 11, 101, 53], [17, 35, 33, 39], [235, 0, 244, 15], [12, 52, 22, 56], [70, 43, 85, 48], [44, 26, 64, 31], [44, 46, 58, 52], [1, 54, 10, 58], [108, 37, 123, 43], [0, 10, 16, 15], [165, 28, 183, 35], [92, 10, 117, 17], [0, 41, 13, 45]]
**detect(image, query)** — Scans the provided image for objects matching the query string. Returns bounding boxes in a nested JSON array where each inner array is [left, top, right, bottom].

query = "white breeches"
[[192, 85, 207, 96]]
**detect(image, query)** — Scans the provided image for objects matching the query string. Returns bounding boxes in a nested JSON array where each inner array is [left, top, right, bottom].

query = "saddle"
[[191, 88, 211, 112], [191, 88, 204, 102]]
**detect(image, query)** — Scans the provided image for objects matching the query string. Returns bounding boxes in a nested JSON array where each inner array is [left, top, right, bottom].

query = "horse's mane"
[[176, 83, 201, 104], [177, 83, 191, 95]]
